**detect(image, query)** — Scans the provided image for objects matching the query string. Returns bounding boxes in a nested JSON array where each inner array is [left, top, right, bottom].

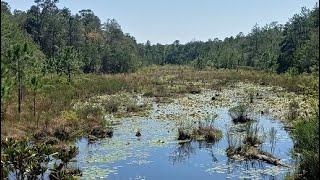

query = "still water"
[[75, 107, 294, 179]]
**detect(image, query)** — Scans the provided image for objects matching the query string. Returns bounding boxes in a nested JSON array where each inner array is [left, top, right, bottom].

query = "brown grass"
[[2, 65, 318, 141]]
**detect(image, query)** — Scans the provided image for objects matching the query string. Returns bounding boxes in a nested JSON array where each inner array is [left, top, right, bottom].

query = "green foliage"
[[56, 46, 81, 82], [1, 137, 82, 179], [293, 117, 319, 179], [1, 138, 58, 179]]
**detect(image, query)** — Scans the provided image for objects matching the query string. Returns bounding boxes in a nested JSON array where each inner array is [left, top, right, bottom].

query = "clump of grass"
[[126, 101, 141, 113], [76, 104, 104, 121], [104, 99, 120, 113], [228, 104, 252, 123], [226, 123, 288, 167], [142, 88, 154, 97], [177, 115, 222, 143], [177, 127, 191, 140], [243, 123, 262, 146], [90, 126, 113, 138], [287, 99, 299, 121], [246, 88, 256, 103], [186, 84, 201, 94]]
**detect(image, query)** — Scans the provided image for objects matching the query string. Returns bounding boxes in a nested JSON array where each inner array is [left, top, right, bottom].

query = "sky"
[[5, 0, 318, 45]]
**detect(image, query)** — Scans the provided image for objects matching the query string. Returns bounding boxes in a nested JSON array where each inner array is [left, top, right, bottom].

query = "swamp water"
[[75, 95, 294, 180]]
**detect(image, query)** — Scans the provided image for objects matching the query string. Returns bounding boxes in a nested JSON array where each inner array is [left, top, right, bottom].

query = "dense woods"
[[1, 1, 319, 79]]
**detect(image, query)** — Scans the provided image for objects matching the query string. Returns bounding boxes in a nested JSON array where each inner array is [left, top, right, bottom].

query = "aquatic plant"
[[245, 87, 257, 104], [226, 123, 287, 167], [228, 104, 252, 123], [1, 138, 81, 180], [177, 127, 191, 140], [90, 126, 113, 138], [50, 146, 81, 179], [177, 115, 222, 143], [269, 127, 277, 153], [243, 123, 262, 146]]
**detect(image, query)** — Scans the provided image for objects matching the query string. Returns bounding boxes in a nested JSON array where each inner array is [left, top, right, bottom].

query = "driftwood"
[[254, 153, 289, 167], [226, 146, 290, 167]]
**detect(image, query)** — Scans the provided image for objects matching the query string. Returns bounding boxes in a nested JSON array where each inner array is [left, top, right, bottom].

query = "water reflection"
[[169, 141, 196, 165], [169, 140, 219, 165]]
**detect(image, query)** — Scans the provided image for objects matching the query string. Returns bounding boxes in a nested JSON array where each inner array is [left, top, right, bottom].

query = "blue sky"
[[5, 0, 318, 44]]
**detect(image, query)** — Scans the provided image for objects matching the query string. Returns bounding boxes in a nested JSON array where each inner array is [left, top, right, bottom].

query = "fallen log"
[[254, 153, 290, 167], [226, 145, 290, 167]]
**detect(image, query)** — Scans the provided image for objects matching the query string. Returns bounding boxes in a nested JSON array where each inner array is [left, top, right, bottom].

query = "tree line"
[[1, 0, 319, 111]]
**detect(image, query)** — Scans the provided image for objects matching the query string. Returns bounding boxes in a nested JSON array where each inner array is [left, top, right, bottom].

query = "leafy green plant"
[[293, 117, 319, 179]]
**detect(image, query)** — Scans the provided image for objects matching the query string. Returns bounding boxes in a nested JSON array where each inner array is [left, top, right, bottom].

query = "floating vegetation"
[[73, 85, 295, 179]]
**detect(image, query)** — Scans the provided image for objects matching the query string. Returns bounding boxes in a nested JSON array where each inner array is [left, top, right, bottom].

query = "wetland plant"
[[105, 99, 120, 113], [228, 104, 252, 123], [90, 125, 113, 138], [243, 123, 262, 146], [1, 138, 81, 180], [186, 84, 201, 94], [288, 99, 299, 121], [50, 146, 81, 179], [177, 127, 191, 140], [226, 123, 288, 167], [177, 115, 222, 143]]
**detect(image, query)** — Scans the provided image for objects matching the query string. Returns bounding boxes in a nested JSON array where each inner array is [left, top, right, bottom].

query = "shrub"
[[77, 104, 104, 120], [1, 138, 81, 180], [293, 117, 319, 179], [61, 110, 78, 122]]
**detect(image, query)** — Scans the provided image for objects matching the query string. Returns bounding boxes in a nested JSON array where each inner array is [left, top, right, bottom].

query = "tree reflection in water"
[[169, 140, 218, 165]]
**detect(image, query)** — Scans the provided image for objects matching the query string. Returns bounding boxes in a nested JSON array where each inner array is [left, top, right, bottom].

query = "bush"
[[293, 117, 319, 179], [1, 138, 81, 180], [77, 104, 104, 120], [61, 110, 78, 121]]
